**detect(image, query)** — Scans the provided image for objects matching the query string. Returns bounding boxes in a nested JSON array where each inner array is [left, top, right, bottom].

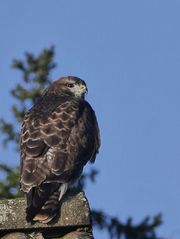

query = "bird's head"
[[44, 76, 88, 98]]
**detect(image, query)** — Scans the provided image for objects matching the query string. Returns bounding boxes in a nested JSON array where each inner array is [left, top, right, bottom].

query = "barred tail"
[[26, 182, 68, 223], [26, 182, 60, 223], [32, 190, 60, 223]]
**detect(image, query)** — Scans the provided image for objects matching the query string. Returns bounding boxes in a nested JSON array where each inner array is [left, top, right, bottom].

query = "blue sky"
[[0, 1, 180, 238]]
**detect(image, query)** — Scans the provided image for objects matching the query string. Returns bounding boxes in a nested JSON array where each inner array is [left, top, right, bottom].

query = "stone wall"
[[0, 191, 93, 239]]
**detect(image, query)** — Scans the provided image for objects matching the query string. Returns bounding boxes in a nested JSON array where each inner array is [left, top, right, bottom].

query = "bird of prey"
[[20, 76, 100, 223]]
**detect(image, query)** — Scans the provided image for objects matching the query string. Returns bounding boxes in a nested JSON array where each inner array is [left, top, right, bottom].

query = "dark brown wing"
[[20, 94, 100, 193], [47, 100, 100, 183]]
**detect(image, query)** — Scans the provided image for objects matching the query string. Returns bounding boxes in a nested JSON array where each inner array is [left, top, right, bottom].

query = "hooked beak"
[[79, 84, 88, 94]]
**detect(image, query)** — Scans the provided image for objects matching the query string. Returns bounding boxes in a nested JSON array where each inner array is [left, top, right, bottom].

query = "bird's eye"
[[66, 83, 74, 88]]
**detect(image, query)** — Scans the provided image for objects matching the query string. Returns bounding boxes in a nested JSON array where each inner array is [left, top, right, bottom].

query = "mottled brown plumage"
[[20, 76, 100, 223]]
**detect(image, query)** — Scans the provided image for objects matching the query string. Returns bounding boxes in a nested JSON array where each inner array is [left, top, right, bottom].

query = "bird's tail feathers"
[[32, 190, 60, 223], [26, 182, 60, 223], [26, 182, 69, 223]]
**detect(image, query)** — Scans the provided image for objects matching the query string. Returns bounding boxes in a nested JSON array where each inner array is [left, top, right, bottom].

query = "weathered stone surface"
[[1, 230, 93, 239], [58, 230, 93, 239], [0, 191, 90, 231], [1, 232, 27, 239], [28, 232, 44, 239], [1, 232, 44, 239]]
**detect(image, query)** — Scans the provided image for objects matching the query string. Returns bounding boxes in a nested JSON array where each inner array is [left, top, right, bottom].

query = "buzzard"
[[20, 76, 100, 223]]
